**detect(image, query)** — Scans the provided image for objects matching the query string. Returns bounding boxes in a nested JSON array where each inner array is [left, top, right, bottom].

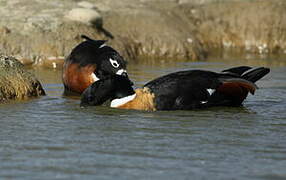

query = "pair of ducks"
[[63, 35, 270, 111]]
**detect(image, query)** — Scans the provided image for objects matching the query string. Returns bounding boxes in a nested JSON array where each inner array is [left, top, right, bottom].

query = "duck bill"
[[116, 69, 133, 85], [116, 69, 127, 76]]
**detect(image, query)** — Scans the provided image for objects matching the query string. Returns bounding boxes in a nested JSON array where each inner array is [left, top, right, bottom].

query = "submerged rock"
[[0, 54, 45, 102]]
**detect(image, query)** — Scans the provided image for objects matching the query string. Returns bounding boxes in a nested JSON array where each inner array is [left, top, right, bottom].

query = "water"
[[0, 56, 286, 180]]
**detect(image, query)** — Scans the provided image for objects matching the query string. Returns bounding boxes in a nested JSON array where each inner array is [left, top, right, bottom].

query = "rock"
[[17, 58, 34, 66], [0, 0, 285, 64], [106, 11, 206, 61], [65, 8, 102, 28], [0, 54, 45, 102], [77, 1, 97, 9], [182, 0, 286, 54], [0, 22, 104, 66], [0, 26, 11, 35], [0, 0, 207, 63], [40, 56, 64, 69]]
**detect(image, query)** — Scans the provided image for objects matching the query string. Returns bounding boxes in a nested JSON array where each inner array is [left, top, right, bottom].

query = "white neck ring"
[[110, 94, 136, 108]]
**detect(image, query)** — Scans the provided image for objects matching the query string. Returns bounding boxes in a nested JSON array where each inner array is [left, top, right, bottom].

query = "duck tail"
[[81, 34, 93, 41], [241, 67, 270, 83], [222, 66, 252, 76]]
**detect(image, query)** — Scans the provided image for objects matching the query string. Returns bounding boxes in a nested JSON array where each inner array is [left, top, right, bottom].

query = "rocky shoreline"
[[0, 0, 285, 67]]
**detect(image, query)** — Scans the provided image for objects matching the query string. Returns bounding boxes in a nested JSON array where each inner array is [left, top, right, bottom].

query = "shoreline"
[[0, 0, 286, 65]]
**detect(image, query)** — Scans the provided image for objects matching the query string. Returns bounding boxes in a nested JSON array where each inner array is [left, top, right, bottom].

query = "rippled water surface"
[[0, 56, 286, 179]]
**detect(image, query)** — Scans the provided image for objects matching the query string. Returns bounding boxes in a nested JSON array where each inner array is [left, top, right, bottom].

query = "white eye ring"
[[109, 58, 120, 68]]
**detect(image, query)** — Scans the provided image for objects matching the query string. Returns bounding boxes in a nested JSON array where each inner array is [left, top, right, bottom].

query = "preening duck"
[[62, 35, 129, 94], [80, 66, 270, 111]]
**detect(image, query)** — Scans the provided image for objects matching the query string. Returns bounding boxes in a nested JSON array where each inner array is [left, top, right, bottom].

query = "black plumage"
[[145, 66, 269, 110], [66, 35, 127, 78], [63, 35, 130, 94], [80, 66, 270, 111], [80, 75, 135, 107], [144, 70, 222, 110]]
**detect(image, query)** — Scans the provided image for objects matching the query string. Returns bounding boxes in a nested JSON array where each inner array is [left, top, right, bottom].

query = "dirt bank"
[[0, 0, 285, 66], [183, 0, 286, 54]]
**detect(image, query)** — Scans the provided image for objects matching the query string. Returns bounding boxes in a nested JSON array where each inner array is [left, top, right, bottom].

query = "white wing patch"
[[99, 44, 106, 48], [200, 89, 215, 105], [110, 94, 136, 108], [109, 58, 120, 68], [207, 88, 215, 95], [91, 73, 100, 82]]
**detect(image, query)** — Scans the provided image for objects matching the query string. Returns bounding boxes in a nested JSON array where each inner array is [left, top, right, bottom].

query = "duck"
[[80, 66, 270, 111], [62, 35, 129, 95]]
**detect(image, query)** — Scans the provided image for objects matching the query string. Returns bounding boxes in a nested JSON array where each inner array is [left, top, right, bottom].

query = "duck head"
[[96, 51, 128, 79], [80, 35, 128, 79], [80, 75, 135, 107]]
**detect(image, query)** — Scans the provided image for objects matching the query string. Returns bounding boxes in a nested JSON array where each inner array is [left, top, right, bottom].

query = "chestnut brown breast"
[[63, 62, 97, 94], [117, 87, 157, 111]]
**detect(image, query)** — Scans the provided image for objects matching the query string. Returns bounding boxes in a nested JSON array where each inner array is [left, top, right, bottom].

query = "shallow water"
[[0, 56, 286, 179]]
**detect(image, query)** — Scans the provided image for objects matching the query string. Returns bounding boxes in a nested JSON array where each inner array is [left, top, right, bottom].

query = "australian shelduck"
[[80, 66, 270, 111], [62, 35, 129, 95]]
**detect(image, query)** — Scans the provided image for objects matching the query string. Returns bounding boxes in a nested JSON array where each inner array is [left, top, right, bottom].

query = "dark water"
[[0, 56, 286, 180]]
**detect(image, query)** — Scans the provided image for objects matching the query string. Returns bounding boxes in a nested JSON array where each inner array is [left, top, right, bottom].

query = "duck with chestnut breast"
[[80, 66, 270, 111], [63, 35, 129, 95]]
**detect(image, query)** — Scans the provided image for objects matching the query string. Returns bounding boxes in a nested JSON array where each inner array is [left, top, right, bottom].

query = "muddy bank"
[[0, 0, 285, 66], [184, 0, 286, 54], [0, 54, 45, 102]]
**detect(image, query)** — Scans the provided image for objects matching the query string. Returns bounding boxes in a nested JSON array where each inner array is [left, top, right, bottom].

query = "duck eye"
[[109, 58, 120, 68]]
